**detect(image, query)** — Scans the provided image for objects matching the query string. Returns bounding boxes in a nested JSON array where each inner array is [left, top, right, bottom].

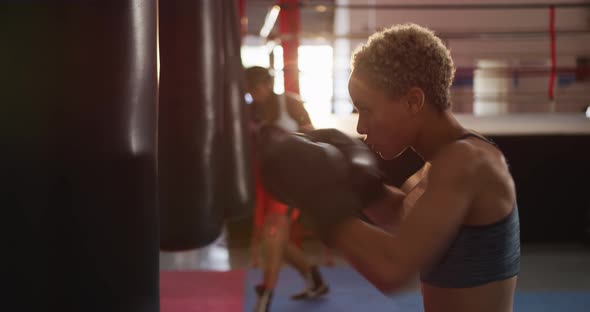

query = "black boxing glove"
[[307, 128, 387, 207], [257, 126, 361, 240]]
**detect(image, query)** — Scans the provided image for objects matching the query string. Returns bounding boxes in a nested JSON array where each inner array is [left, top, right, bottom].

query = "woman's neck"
[[412, 110, 467, 161]]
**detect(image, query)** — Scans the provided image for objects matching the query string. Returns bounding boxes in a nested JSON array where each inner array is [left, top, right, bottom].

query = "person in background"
[[245, 66, 329, 312]]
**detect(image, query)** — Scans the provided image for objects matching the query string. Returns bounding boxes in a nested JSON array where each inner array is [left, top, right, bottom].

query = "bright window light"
[[272, 45, 284, 70], [241, 46, 270, 68], [298, 45, 334, 127]]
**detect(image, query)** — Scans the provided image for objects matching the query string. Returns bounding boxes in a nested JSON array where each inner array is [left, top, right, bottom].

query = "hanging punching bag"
[[220, 0, 256, 221], [1, 1, 159, 311], [158, 0, 224, 250]]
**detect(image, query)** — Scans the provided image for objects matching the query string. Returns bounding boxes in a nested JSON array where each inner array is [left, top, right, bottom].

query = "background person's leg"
[[283, 241, 330, 300], [254, 212, 290, 312], [261, 213, 291, 289]]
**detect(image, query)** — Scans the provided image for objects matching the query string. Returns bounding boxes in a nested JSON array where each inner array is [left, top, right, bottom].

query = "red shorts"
[[254, 162, 300, 228]]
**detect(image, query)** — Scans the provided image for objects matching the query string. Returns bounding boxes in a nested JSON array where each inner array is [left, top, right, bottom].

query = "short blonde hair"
[[352, 23, 455, 111]]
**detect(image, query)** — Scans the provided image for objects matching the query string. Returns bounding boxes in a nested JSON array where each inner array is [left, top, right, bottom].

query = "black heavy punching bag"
[[1, 2, 159, 311], [221, 0, 256, 221], [158, 0, 225, 250]]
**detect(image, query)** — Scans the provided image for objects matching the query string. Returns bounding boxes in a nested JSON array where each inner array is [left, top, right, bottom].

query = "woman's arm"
[[330, 144, 482, 293], [361, 185, 406, 231], [285, 93, 314, 132]]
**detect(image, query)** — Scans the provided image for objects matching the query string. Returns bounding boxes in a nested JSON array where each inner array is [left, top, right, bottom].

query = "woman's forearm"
[[361, 185, 406, 231], [332, 219, 413, 293]]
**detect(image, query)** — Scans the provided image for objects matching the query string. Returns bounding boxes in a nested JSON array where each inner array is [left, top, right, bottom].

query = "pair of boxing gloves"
[[257, 126, 387, 241]]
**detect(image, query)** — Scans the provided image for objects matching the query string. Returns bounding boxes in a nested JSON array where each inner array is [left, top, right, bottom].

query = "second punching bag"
[[220, 0, 256, 221], [158, 0, 224, 250]]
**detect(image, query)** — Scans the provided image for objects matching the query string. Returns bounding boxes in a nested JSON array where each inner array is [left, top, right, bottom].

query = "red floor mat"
[[160, 270, 245, 312]]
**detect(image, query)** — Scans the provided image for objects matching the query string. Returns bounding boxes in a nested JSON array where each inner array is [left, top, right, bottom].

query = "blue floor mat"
[[244, 266, 590, 311]]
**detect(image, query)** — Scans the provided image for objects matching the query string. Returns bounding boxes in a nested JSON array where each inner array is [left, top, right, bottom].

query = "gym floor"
[[160, 229, 590, 291]]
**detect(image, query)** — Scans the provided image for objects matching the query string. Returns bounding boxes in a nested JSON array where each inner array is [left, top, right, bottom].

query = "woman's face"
[[348, 71, 417, 160]]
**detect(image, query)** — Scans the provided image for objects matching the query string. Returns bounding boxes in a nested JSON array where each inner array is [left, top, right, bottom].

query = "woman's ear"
[[405, 87, 425, 115]]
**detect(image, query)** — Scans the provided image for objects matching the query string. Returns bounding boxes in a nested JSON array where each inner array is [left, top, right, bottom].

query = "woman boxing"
[[259, 23, 520, 312]]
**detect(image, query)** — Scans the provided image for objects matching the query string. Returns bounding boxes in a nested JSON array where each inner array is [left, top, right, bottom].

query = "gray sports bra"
[[419, 133, 521, 288]]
